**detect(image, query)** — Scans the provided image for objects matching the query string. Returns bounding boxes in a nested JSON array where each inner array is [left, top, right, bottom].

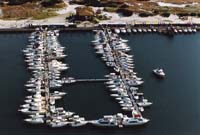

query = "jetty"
[[19, 28, 88, 128], [62, 78, 109, 84], [0, 23, 199, 36], [91, 28, 151, 126]]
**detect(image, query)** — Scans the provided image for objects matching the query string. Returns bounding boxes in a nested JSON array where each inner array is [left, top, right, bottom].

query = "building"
[[75, 6, 95, 21]]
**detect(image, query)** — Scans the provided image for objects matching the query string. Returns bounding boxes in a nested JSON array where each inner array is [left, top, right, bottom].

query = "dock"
[[76, 79, 109, 82], [62, 78, 109, 84], [1, 23, 200, 34]]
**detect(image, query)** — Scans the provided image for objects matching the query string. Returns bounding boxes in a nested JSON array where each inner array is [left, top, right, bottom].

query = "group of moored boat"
[[18, 27, 156, 128], [91, 28, 151, 126], [18, 28, 87, 127], [113, 26, 197, 34]]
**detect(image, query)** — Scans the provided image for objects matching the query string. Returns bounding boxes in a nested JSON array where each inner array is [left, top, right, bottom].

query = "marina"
[[0, 31, 200, 134], [18, 27, 152, 128]]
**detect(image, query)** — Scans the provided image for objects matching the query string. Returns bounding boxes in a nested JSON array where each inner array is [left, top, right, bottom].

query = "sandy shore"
[[0, 2, 200, 28]]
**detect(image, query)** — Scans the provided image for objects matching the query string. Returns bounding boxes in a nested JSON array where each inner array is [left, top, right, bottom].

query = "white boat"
[[120, 28, 126, 33], [122, 117, 149, 126], [178, 29, 183, 33], [114, 28, 120, 34], [153, 68, 165, 77], [90, 115, 118, 127], [127, 80, 144, 86], [50, 91, 66, 97], [24, 117, 44, 124], [29, 113, 44, 118], [147, 29, 152, 32], [174, 29, 178, 33], [126, 28, 132, 33], [137, 101, 152, 107], [121, 106, 134, 111], [138, 29, 142, 32], [64, 111, 74, 117], [192, 29, 197, 33], [48, 120, 69, 128], [18, 108, 46, 114], [70, 120, 88, 127], [132, 29, 137, 33]]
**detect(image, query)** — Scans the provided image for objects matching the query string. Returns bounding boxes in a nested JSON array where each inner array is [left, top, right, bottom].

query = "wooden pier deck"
[[75, 79, 109, 82]]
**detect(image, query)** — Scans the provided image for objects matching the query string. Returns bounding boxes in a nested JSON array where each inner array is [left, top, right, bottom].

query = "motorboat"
[[153, 68, 165, 78], [29, 113, 45, 118], [48, 120, 69, 128], [132, 29, 137, 33], [137, 99, 152, 107], [126, 28, 132, 33], [67, 115, 87, 127], [90, 115, 118, 127], [120, 28, 126, 33], [18, 108, 46, 115], [114, 28, 120, 34], [121, 106, 135, 111], [122, 116, 149, 126], [24, 117, 44, 124], [50, 91, 66, 97]]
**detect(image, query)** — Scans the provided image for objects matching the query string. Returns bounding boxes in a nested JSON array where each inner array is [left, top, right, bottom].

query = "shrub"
[[177, 13, 189, 17], [139, 12, 153, 17], [41, 0, 62, 7], [104, 7, 118, 12], [160, 12, 170, 17], [190, 12, 197, 17], [117, 8, 133, 17]]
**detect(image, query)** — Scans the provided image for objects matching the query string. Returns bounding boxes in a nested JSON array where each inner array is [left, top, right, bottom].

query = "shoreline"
[[1, 1, 200, 29]]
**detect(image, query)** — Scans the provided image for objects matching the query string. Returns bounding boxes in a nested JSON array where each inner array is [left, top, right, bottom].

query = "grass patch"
[[32, 10, 57, 20], [72, 0, 200, 18], [104, 7, 118, 12], [0, 2, 59, 20]]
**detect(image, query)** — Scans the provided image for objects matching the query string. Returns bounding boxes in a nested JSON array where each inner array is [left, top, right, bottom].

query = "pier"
[[76, 79, 109, 82], [62, 78, 109, 84], [0, 23, 200, 35], [92, 28, 149, 120]]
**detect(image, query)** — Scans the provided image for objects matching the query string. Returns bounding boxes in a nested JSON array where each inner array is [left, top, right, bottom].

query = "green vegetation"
[[41, 0, 63, 7], [32, 10, 57, 19], [0, 2, 63, 20], [71, 0, 200, 18], [0, 0, 67, 20], [104, 7, 118, 12]]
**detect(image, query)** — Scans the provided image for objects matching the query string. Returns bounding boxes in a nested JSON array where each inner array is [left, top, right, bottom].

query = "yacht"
[[126, 28, 132, 33], [122, 116, 149, 126], [29, 112, 44, 117], [50, 91, 66, 97], [120, 28, 126, 33], [137, 98, 152, 107], [132, 29, 137, 33], [138, 29, 142, 33], [48, 120, 69, 128], [121, 106, 135, 111], [153, 68, 165, 78], [114, 28, 120, 34], [18, 108, 46, 115], [24, 117, 44, 124], [90, 115, 118, 127]]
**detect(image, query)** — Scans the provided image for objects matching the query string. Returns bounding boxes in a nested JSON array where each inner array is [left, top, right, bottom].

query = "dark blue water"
[[0, 32, 200, 135]]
